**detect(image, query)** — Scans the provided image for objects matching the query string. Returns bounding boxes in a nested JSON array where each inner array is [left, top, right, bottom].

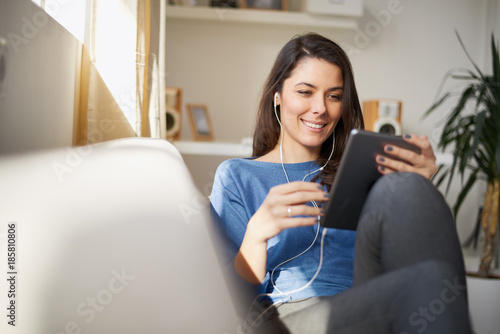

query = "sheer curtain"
[[83, 0, 165, 144], [33, 0, 166, 145]]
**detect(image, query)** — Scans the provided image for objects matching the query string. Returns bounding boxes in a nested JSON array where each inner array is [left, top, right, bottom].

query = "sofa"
[[0, 138, 240, 333]]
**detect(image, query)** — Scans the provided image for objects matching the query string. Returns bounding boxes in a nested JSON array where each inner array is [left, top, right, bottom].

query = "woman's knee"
[[372, 172, 429, 197], [366, 172, 448, 212]]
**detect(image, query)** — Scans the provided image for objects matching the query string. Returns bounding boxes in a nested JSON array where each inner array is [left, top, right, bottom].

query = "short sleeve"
[[210, 160, 251, 270]]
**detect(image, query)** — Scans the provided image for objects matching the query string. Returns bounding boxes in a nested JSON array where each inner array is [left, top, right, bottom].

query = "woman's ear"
[[274, 92, 281, 106]]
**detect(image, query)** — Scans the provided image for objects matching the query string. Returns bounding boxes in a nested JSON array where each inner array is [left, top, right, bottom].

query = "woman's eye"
[[328, 94, 342, 101], [298, 90, 312, 96]]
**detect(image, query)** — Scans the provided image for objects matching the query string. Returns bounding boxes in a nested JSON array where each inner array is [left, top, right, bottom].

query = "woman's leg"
[[353, 172, 467, 285], [254, 173, 471, 334], [269, 259, 469, 334]]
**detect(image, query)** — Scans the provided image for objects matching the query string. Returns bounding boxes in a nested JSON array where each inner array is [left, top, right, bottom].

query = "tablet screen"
[[320, 129, 420, 230]]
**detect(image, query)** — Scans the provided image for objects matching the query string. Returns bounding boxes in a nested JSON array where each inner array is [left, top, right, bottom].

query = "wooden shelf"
[[166, 5, 359, 30], [173, 140, 252, 157], [173, 140, 453, 165]]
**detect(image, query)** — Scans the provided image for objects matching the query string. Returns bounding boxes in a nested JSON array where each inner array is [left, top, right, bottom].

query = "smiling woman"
[[209, 32, 472, 334], [269, 58, 343, 162], [252, 33, 363, 189]]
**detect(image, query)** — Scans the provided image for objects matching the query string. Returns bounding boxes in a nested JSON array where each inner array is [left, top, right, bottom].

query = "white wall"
[[0, 0, 79, 155]]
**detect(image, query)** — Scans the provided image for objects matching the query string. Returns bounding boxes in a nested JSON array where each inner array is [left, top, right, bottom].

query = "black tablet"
[[320, 129, 421, 230]]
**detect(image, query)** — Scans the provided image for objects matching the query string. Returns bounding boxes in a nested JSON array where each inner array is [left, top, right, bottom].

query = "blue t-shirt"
[[210, 158, 356, 304]]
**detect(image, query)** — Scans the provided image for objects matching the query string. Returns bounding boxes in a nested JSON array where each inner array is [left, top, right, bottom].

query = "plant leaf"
[[452, 169, 478, 218], [455, 30, 485, 81], [423, 91, 452, 119], [491, 34, 500, 105], [468, 109, 486, 162], [433, 164, 451, 190]]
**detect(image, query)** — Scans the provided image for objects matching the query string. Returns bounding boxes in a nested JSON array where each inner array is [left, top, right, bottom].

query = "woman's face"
[[276, 58, 343, 155]]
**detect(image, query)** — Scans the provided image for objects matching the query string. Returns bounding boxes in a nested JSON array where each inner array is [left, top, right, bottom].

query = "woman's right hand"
[[235, 181, 328, 284], [248, 181, 328, 242]]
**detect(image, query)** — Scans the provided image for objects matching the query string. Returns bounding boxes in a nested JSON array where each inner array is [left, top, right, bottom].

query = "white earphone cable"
[[245, 227, 328, 330], [244, 92, 334, 314], [245, 92, 336, 330]]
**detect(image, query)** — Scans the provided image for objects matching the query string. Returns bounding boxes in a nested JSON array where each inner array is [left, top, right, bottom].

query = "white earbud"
[[274, 92, 282, 128]]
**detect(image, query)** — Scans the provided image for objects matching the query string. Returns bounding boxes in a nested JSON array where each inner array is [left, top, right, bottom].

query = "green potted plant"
[[426, 31, 499, 279], [425, 31, 500, 333]]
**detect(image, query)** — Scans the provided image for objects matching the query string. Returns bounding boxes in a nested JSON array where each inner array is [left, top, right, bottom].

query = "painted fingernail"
[[324, 192, 330, 198], [404, 134, 411, 139], [317, 184, 323, 190], [377, 156, 385, 162], [386, 146, 393, 152], [380, 166, 386, 171]]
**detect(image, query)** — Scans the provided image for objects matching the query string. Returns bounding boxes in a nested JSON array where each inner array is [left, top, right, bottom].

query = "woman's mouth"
[[302, 120, 326, 129]]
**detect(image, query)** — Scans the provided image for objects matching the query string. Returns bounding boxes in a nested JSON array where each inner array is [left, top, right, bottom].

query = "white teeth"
[[303, 121, 325, 129]]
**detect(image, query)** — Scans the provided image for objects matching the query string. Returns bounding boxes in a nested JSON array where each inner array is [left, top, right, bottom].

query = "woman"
[[210, 33, 471, 333]]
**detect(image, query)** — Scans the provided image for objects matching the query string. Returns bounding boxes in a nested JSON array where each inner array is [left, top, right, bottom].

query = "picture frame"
[[240, 0, 287, 10], [186, 104, 214, 141]]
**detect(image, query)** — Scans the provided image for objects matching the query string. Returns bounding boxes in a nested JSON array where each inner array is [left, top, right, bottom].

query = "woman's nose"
[[312, 96, 327, 115]]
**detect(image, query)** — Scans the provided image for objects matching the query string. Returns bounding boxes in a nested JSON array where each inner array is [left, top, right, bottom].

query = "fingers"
[[268, 181, 329, 207], [375, 134, 438, 180], [268, 181, 327, 222], [269, 180, 325, 195], [250, 203, 322, 243], [284, 203, 323, 218], [273, 206, 322, 230], [249, 181, 328, 242]]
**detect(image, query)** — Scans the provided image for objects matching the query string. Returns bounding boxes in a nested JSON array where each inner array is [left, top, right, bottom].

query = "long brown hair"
[[252, 33, 364, 190]]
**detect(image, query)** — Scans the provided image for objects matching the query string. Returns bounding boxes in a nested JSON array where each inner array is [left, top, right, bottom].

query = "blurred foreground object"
[[0, 138, 240, 334]]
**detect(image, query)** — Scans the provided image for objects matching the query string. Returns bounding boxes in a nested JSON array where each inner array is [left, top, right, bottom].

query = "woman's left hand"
[[375, 134, 438, 180]]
